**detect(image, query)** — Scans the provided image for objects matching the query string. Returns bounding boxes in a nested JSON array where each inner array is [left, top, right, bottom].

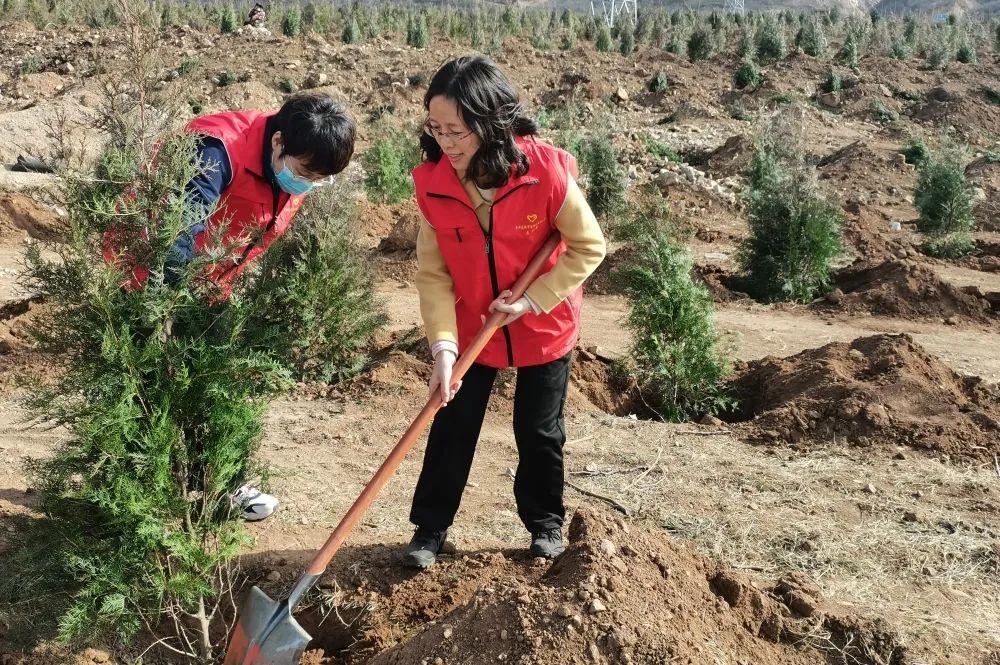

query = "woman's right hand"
[[429, 349, 461, 405]]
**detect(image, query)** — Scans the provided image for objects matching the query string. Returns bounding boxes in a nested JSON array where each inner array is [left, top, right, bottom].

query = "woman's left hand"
[[488, 290, 532, 327]]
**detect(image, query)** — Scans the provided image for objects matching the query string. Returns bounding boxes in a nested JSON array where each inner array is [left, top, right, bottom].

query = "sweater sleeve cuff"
[[525, 280, 563, 315], [522, 293, 542, 315], [430, 339, 459, 359]]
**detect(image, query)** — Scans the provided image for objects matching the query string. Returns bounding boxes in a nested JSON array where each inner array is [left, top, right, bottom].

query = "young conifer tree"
[[16, 2, 289, 658]]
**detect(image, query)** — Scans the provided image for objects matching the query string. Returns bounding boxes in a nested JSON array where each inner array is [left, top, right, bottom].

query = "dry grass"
[[564, 414, 1000, 659]]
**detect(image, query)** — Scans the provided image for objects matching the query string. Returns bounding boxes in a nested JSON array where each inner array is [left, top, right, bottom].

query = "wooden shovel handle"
[[303, 233, 561, 576]]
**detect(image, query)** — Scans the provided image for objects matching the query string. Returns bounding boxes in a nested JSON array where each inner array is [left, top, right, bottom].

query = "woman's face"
[[426, 95, 482, 177]]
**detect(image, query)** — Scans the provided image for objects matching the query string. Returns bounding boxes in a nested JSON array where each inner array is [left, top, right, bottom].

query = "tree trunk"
[[196, 595, 212, 664]]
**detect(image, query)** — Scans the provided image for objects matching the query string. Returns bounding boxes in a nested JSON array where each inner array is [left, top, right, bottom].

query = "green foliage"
[[984, 86, 1000, 106], [870, 100, 898, 124], [821, 69, 842, 93], [664, 30, 686, 56], [277, 77, 296, 94], [560, 31, 575, 51], [839, 32, 859, 68], [648, 69, 670, 93], [736, 28, 756, 59], [770, 91, 795, 105], [301, 2, 315, 30], [219, 3, 237, 33], [727, 99, 752, 121], [242, 186, 387, 382], [342, 14, 361, 43], [407, 13, 430, 48], [363, 124, 421, 205], [737, 120, 843, 303], [914, 142, 975, 257], [531, 22, 552, 51], [282, 6, 302, 37], [904, 15, 918, 43], [216, 70, 237, 86], [177, 56, 200, 76], [687, 26, 713, 61], [619, 27, 636, 55], [644, 136, 680, 161], [619, 219, 732, 422], [889, 39, 910, 60], [19, 130, 288, 650], [926, 39, 951, 69], [560, 7, 573, 28], [733, 59, 763, 89], [579, 134, 628, 223], [755, 17, 788, 63], [17, 55, 43, 76], [798, 18, 827, 57], [955, 39, 977, 64], [595, 23, 613, 52], [159, 1, 177, 27]]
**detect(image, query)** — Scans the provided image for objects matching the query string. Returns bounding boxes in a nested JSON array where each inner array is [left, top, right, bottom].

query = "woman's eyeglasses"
[[423, 123, 474, 142]]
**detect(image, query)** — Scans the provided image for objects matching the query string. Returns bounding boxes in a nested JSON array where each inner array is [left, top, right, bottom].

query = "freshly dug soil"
[[299, 508, 903, 665], [816, 259, 997, 323], [728, 333, 1000, 462]]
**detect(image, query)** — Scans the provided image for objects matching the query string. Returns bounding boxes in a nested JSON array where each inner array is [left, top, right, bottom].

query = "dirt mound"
[[0, 295, 57, 394], [357, 199, 399, 249], [817, 259, 997, 323], [297, 507, 904, 665], [966, 155, 1000, 231], [332, 332, 600, 415], [0, 194, 66, 242], [377, 200, 422, 254], [584, 245, 633, 296], [209, 80, 283, 112], [6, 72, 71, 101], [703, 134, 752, 179], [913, 86, 1000, 141], [728, 333, 1000, 462]]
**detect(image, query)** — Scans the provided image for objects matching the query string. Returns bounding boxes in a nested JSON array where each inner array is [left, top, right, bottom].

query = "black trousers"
[[409, 352, 572, 534]]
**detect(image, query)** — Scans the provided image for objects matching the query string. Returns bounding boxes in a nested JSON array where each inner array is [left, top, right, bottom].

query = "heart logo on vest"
[[516, 213, 544, 235]]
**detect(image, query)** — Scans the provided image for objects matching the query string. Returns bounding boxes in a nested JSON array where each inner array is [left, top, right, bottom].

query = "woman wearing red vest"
[[404, 56, 606, 568]]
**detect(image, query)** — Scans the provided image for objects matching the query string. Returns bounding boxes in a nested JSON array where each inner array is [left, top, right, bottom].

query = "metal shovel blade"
[[223, 586, 311, 665]]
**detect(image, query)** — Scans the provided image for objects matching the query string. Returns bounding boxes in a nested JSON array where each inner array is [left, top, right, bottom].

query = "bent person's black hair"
[[422, 55, 539, 189], [274, 93, 356, 176]]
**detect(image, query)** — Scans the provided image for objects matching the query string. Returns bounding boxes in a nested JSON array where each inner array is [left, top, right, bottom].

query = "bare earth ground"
[[1, 17, 1000, 665]]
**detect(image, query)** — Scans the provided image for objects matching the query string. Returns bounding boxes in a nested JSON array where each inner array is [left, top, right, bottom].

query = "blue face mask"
[[274, 156, 315, 196]]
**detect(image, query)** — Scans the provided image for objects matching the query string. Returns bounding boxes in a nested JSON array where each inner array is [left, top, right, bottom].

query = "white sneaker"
[[231, 484, 279, 522]]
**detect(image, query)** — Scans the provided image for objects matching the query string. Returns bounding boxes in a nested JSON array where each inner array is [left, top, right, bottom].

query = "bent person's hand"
[[488, 290, 532, 327], [428, 349, 461, 405]]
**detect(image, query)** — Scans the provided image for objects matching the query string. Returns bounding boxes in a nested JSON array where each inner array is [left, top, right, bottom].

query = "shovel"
[[223, 233, 563, 665]]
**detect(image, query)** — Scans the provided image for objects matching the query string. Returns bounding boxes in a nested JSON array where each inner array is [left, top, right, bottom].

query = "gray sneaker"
[[403, 528, 448, 569], [530, 528, 565, 558]]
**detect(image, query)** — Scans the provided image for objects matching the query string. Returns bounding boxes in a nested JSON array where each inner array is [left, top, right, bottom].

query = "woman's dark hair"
[[274, 92, 356, 176], [422, 56, 539, 189]]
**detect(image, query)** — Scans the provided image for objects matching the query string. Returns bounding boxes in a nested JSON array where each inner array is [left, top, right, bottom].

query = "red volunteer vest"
[[104, 110, 304, 297], [412, 137, 583, 369]]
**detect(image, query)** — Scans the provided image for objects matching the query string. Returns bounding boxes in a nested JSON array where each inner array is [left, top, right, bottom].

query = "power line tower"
[[591, 0, 638, 27], [725, 0, 745, 16]]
